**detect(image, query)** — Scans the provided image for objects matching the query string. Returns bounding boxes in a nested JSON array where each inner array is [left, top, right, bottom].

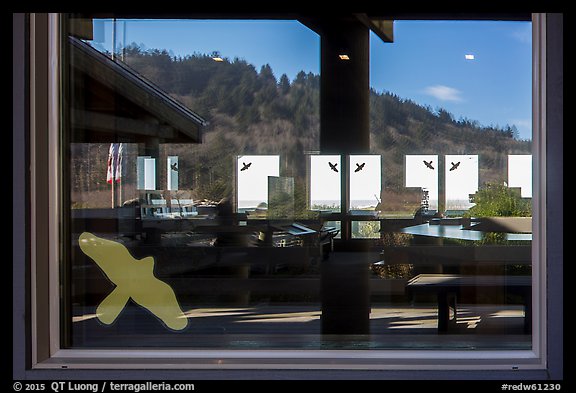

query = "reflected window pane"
[[323, 220, 341, 239], [405, 155, 438, 212], [349, 155, 381, 212], [508, 155, 532, 198], [445, 154, 478, 212], [237, 155, 280, 211], [167, 156, 179, 191], [309, 155, 341, 212], [351, 220, 381, 238]]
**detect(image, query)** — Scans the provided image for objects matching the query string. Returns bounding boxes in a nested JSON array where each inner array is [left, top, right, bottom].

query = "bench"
[[406, 274, 532, 333]]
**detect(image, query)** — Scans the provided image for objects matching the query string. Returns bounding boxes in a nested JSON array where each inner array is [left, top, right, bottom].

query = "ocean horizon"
[[239, 199, 471, 210]]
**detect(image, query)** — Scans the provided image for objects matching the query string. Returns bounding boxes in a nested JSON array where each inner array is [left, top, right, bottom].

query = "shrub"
[[465, 183, 531, 217]]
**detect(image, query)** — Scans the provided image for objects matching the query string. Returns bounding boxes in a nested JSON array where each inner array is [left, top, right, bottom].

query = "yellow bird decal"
[[78, 232, 188, 331]]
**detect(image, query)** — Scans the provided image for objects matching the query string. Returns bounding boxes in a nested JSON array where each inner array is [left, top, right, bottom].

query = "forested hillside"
[[71, 44, 531, 212]]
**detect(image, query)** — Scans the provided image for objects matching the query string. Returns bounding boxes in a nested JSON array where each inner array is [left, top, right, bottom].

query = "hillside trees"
[[72, 44, 531, 210]]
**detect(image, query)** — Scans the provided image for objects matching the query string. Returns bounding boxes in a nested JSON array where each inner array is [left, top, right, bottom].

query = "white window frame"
[[29, 13, 548, 371]]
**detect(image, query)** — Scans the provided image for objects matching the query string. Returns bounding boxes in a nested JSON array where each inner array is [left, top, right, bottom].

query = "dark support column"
[[321, 253, 371, 335], [318, 18, 371, 336], [437, 291, 457, 333], [320, 19, 370, 155]]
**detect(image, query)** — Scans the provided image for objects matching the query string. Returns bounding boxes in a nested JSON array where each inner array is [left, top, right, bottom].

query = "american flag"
[[106, 143, 124, 184]]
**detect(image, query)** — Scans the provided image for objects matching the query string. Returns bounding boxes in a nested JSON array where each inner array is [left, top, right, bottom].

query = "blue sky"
[[92, 18, 532, 140], [370, 20, 532, 140]]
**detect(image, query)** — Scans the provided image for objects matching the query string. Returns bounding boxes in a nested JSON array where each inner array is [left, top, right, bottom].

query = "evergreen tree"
[[75, 43, 531, 209], [279, 74, 291, 95]]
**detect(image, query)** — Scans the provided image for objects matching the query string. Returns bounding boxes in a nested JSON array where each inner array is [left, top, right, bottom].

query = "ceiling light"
[[465, 54, 475, 60]]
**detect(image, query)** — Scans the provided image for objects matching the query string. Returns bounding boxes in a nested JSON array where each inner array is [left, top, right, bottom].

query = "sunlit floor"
[[71, 303, 530, 349], [174, 304, 526, 332]]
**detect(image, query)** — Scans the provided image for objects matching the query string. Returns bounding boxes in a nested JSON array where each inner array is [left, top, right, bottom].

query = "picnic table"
[[406, 274, 532, 333]]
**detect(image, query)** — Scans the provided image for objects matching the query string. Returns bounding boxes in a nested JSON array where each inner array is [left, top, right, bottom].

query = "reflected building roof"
[[68, 35, 207, 144]]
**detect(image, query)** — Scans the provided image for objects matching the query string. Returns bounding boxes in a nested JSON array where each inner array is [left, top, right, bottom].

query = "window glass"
[[309, 155, 341, 212], [508, 154, 532, 198], [370, 20, 532, 350], [404, 154, 439, 213], [63, 16, 532, 352], [445, 154, 478, 212], [237, 155, 280, 212], [351, 220, 381, 239], [65, 17, 323, 348], [349, 154, 381, 212]]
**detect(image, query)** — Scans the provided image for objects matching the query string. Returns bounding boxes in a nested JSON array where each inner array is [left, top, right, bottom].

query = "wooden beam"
[[68, 18, 93, 40], [355, 14, 394, 43]]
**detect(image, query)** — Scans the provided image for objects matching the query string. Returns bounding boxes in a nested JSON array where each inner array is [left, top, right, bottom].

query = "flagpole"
[[108, 143, 119, 208], [109, 143, 115, 208], [111, 171, 115, 208], [118, 143, 122, 207]]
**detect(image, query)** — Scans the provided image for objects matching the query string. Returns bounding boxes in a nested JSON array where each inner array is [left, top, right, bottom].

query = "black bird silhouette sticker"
[[170, 162, 178, 172], [240, 162, 252, 171], [449, 161, 461, 171], [423, 160, 434, 170], [355, 162, 366, 172], [328, 162, 338, 172]]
